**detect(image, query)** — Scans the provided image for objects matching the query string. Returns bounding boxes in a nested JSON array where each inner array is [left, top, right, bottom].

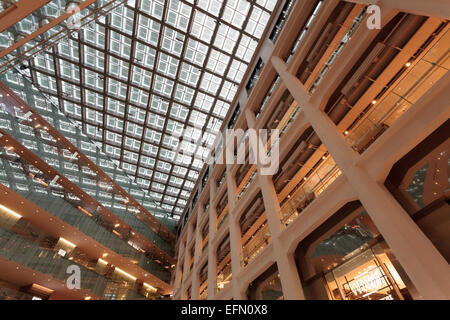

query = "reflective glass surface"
[[1, 0, 279, 219]]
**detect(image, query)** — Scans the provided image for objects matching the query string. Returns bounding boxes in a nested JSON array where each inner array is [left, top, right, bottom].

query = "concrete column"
[[272, 56, 450, 299], [225, 165, 245, 299], [191, 205, 203, 300], [207, 179, 218, 299], [244, 108, 305, 300], [180, 222, 193, 299], [173, 251, 183, 298], [257, 174, 306, 300]]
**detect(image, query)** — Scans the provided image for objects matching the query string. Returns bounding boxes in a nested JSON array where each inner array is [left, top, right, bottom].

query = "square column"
[[225, 164, 246, 299], [245, 108, 305, 300], [180, 221, 193, 299], [173, 251, 184, 298], [191, 205, 204, 300], [207, 178, 218, 299]]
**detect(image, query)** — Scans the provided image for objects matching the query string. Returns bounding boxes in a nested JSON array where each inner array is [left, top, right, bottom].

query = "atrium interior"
[[0, 0, 449, 300]]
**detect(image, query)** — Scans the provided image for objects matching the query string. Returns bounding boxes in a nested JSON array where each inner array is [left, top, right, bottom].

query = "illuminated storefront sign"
[[346, 267, 387, 297], [324, 246, 408, 300]]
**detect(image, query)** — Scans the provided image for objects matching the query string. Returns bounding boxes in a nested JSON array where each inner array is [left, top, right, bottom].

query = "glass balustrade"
[[285, 1, 323, 64], [0, 106, 175, 254], [0, 69, 176, 252], [199, 285, 207, 300], [0, 153, 171, 282], [237, 170, 256, 200], [216, 210, 228, 231], [242, 223, 271, 267], [345, 28, 450, 153], [0, 68, 177, 242], [0, 227, 114, 297], [0, 204, 160, 300], [308, 8, 366, 94], [280, 157, 342, 227], [216, 263, 231, 293]]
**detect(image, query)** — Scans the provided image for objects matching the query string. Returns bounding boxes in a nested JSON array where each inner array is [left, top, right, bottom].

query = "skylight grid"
[[23, 0, 278, 218]]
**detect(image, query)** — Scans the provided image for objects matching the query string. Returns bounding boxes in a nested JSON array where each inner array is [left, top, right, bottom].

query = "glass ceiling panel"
[[1, 0, 279, 219]]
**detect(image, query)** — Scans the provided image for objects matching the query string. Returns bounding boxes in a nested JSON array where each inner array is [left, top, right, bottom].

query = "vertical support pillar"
[[207, 178, 218, 299], [272, 56, 450, 299], [173, 250, 183, 298], [191, 205, 203, 300], [225, 164, 245, 299], [245, 108, 306, 300], [181, 222, 193, 299]]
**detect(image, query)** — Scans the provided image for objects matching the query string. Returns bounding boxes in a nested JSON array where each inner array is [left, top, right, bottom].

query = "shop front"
[[323, 243, 408, 300], [295, 201, 418, 300]]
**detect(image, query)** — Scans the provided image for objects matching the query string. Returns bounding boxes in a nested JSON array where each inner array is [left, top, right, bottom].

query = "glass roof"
[[2, 0, 278, 219]]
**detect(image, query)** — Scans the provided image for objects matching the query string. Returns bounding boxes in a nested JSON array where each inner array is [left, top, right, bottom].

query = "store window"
[[324, 244, 408, 300], [295, 202, 417, 300]]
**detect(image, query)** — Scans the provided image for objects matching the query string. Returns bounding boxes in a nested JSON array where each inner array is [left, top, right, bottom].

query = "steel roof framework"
[[19, 0, 278, 219]]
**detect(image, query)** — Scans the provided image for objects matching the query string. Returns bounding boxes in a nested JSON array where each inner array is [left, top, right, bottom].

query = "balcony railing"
[[285, 0, 324, 64], [237, 170, 256, 200], [217, 211, 229, 231], [0, 225, 156, 299], [308, 7, 366, 94], [216, 263, 232, 292], [345, 28, 450, 154], [199, 285, 207, 300], [280, 157, 341, 227], [255, 76, 280, 120], [242, 223, 271, 267]]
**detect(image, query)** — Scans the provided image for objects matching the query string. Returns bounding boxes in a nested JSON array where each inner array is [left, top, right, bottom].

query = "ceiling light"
[[115, 267, 137, 281], [143, 282, 156, 291], [0, 204, 22, 219], [77, 206, 92, 217], [59, 237, 76, 248], [405, 62, 411, 67], [30, 283, 54, 295]]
